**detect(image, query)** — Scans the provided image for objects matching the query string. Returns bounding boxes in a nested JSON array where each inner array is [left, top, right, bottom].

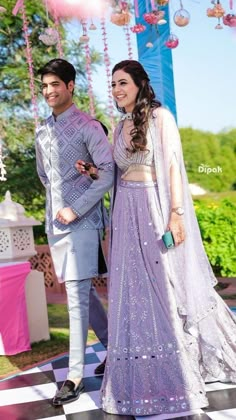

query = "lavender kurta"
[[101, 107, 236, 416], [35, 104, 114, 280]]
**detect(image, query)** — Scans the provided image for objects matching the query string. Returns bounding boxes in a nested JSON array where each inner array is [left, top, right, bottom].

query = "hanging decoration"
[[165, 33, 179, 48], [12, 0, 39, 128], [51, 13, 64, 57], [174, 1, 190, 27], [110, 1, 132, 26], [39, 27, 59, 45], [81, 20, 96, 117], [223, 13, 236, 26], [155, 0, 169, 6], [100, 16, 114, 131], [207, 0, 225, 29], [130, 23, 146, 33], [123, 24, 133, 59], [143, 10, 166, 27]]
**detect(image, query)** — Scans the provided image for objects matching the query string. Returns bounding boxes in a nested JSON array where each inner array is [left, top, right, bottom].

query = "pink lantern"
[[165, 33, 179, 48], [130, 23, 146, 33], [223, 13, 236, 26], [144, 10, 165, 25]]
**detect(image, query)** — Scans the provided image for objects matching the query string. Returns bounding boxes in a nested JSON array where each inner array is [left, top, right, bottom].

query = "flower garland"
[[123, 24, 133, 59], [81, 19, 96, 117], [100, 16, 114, 131], [13, 0, 39, 128]]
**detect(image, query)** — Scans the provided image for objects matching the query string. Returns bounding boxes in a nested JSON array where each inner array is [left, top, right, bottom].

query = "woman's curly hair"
[[112, 60, 161, 153]]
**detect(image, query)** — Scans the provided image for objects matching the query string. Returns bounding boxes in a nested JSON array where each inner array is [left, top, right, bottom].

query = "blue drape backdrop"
[[135, 1, 177, 121]]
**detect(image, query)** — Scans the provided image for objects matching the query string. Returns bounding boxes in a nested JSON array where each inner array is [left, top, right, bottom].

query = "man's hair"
[[38, 58, 76, 85]]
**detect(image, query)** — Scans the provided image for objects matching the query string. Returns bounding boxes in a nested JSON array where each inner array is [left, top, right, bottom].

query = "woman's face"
[[111, 69, 139, 113]]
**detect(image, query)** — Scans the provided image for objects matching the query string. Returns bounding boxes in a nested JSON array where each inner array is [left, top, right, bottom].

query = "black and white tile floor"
[[1, 342, 236, 420]]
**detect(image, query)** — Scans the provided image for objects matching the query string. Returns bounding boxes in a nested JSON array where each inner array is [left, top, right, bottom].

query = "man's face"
[[41, 73, 74, 115]]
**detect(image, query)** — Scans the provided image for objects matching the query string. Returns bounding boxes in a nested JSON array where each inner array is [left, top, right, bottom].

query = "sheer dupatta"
[[150, 108, 230, 349]]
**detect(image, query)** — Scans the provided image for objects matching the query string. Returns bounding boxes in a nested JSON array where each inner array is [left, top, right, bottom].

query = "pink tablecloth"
[[0, 262, 31, 355]]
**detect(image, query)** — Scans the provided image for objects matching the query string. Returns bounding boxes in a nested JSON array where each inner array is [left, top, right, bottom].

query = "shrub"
[[194, 199, 236, 277]]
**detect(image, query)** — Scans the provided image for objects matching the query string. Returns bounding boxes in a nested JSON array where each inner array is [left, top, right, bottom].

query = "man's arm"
[[71, 120, 114, 218]]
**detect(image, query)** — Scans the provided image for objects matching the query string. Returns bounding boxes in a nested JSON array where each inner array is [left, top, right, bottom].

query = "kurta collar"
[[52, 103, 76, 122]]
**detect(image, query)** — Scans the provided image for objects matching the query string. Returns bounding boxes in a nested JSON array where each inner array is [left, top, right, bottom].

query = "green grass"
[[0, 304, 98, 378]]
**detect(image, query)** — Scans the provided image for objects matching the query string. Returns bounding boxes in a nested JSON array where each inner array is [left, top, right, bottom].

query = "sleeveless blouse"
[[113, 125, 154, 174]]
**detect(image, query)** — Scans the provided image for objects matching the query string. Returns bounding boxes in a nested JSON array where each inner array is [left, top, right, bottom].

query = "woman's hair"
[[112, 60, 161, 153]]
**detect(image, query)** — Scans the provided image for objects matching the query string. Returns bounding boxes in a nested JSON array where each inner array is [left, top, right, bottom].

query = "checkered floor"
[[1, 343, 236, 420]]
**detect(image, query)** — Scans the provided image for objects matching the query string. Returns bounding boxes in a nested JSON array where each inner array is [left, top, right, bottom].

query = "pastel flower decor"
[[130, 23, 146, 33], [223, 13, 236, 26], [155, 0, 169, 6], [207, 0, 225, 29], [39, 28, 59, 45], [143, 10, 165, 25], [165, 33, 179, 48], [207, 2, 225, 18], [110, 1, 131, 26], [174, 8, 190, 27]]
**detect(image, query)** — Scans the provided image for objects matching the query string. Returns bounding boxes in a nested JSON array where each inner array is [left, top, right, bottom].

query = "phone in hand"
[[82, 162, 99, 180], [162, 231, 175, 249]]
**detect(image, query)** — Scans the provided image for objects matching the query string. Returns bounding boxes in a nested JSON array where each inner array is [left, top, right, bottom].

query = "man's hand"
[[56, 207, 77, 225]]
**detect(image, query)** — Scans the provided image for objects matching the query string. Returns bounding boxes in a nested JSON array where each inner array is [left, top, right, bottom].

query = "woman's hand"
[[75, 159, 88, 175], [167, 213, 186, 246]]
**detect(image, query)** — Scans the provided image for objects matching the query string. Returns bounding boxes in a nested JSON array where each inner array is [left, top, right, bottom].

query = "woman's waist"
[[120, 164, 156, 182]]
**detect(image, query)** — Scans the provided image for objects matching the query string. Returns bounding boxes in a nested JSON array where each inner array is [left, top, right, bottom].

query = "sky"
[[68, 0, 236, 133]]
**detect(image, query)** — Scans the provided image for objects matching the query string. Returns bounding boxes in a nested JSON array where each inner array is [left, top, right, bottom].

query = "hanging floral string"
[[52, 12, 64, 57], [80, 19, 96, 117], [13, 0, 39, 128], [100, 16, 114, 131], [123, 25, 133, 59]]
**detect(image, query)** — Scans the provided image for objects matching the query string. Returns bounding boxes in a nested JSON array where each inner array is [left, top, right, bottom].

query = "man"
[[35, 58, 113, 406]]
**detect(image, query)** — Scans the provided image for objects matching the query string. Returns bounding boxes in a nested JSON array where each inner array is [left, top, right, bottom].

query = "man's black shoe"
[[94, 357, 106, 375], [52, 379, 85, 406]]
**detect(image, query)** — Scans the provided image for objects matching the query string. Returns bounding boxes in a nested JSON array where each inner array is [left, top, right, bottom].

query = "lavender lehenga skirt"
[[101, 180, 236, 417]]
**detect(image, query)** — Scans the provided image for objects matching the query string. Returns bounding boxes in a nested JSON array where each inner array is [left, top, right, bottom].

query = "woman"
[[99, 60, 236, 417]]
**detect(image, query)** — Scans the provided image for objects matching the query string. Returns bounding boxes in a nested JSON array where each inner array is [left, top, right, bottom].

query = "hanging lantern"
[[174, 8, 190, 26], [223, 13, 236, 26], [146, 41, 154, 48], [207, 2, 225, 18], [130, 23, 146, 33], [110, 2, 131, 27], [155, 0, 169, 6], [165, 33, 179, 48], [144, 10, 165, 25], [89, 22, 97, 30], [39, 28, 59, 45], [79, 34, 90, 43]]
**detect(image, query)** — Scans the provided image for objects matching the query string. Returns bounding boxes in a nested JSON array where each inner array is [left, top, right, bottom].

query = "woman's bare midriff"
[[121, 164, 157, 182]]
